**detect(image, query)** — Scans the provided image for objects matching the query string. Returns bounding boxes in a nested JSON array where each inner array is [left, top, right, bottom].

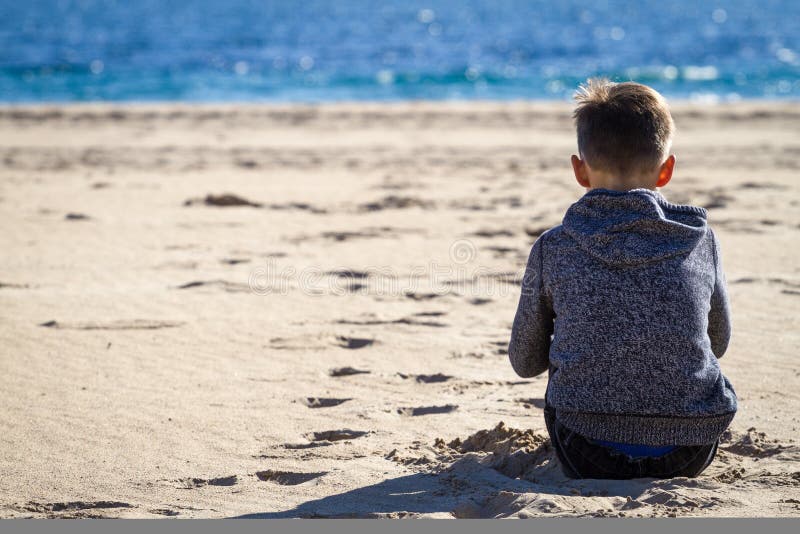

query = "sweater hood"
[[562, 188, 708, 266]]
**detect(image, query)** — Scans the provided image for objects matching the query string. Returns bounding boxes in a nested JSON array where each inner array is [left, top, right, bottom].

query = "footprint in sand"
[[415, 373, 453, 383], [701, 192, 734, 210], [302, 397, 352, 408], [306, 430, 368, 442], [183, 193, 262, 208], [404, 291, 445, 301], [397, 404, 458, 416], [22, 501, 132, 514], [481, 272, 522, 287], [335, 336, 375, 349], [0, 282, 31, 289], [335, 316, 448, 328], [464, 340, 510, 356], [39, 319, 183, 330], [329, 366, 371, 377], [515, 398, 547, 409], [326, 270, 371, 293], [325, 269, 371, 293], [737, 181, 788, 190], [234, 159, 258, 169], [255, 470, 327, 485], [470, 229, 515, 238], [319, 229, 383, 242], [283, 442, 333, 450], [484, 245, 520, 259], [270, 335, 374, 351], [310, 226, 423, 243], [266, 202, 327, 214], [174, 280, 251, 292], [178, 475, 238, 488], [397, 373, 453, 383], [325, 269, 371, 279], [358, 195, 434, 212]]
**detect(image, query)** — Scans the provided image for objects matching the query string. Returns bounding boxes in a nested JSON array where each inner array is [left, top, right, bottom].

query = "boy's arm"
[[708, 229, 732, 358], [508, 237, 554, 377]]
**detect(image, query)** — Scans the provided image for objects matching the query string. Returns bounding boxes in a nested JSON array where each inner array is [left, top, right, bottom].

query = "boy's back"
[[509, 188, 736, 446], [508, 79, 736, 479]]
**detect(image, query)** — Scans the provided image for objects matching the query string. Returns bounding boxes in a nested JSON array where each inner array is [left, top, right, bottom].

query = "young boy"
[[508, 79, 737, 479]]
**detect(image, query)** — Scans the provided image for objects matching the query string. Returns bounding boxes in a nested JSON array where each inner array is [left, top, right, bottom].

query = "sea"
[[1, 0, 799, 102]]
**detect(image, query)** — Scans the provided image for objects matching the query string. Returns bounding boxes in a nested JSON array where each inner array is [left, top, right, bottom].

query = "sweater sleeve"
[[708, 229, 732, 358], [508, 236, 554, 378]]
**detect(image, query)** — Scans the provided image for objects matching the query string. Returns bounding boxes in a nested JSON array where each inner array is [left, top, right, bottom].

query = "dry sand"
[[0, 102, 798, 518]]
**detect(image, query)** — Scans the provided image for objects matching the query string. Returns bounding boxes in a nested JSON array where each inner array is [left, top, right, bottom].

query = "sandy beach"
[[0, 101, 798, 518]]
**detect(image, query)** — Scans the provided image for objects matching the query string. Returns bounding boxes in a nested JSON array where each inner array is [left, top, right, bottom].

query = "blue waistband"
[[592, 439, 677, 458]]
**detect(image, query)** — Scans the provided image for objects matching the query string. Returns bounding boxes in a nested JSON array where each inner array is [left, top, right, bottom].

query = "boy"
[[508, 79, 736, 479]]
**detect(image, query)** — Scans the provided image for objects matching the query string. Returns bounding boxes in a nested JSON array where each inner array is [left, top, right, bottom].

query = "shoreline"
[[1, 98, 798, 111]]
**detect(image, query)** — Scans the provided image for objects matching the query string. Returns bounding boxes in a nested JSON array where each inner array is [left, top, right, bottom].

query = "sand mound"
[[441, 421, 548, 455], [433, 422, 749, 518], [720, 427, 794, 458], [435, 422, 555, 480]]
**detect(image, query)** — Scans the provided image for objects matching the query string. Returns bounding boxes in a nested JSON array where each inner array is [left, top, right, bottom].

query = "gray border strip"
[[1, 519, 799, 534]]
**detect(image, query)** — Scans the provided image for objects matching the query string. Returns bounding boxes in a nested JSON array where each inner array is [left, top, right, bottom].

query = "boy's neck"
[[586, 173, 658, 192]]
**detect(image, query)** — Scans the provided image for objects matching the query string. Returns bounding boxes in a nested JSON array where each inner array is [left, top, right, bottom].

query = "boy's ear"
[[571, 155, 591, 188], [656, 155, 676, 188]]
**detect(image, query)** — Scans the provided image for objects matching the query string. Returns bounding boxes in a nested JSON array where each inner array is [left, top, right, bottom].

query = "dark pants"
[[543, 405, 718, 480]]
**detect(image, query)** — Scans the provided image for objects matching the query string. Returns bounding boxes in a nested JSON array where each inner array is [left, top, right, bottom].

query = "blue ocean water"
[[1, 0, 799, 102]]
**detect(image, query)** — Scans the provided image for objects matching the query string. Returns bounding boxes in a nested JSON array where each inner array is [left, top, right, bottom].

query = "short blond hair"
[[573, 78, 674, 177]]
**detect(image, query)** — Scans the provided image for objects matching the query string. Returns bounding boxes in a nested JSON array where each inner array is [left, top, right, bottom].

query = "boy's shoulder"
[[526, 225, 566, 267], [532, 224, 566, 249]]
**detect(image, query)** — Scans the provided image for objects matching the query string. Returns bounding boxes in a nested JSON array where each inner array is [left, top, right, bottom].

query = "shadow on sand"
[[231, 448, 685, 518], [232, 472, 464, 518]]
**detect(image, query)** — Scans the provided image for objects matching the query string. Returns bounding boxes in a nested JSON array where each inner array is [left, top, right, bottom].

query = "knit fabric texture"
[[508, 187, 737, 446]]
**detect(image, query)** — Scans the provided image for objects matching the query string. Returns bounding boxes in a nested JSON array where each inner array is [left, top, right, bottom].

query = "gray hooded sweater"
[[508, 187, 737, 446]]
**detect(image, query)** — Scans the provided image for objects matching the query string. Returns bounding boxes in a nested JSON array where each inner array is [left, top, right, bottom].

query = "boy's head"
[[570, 78, 676, 191]]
